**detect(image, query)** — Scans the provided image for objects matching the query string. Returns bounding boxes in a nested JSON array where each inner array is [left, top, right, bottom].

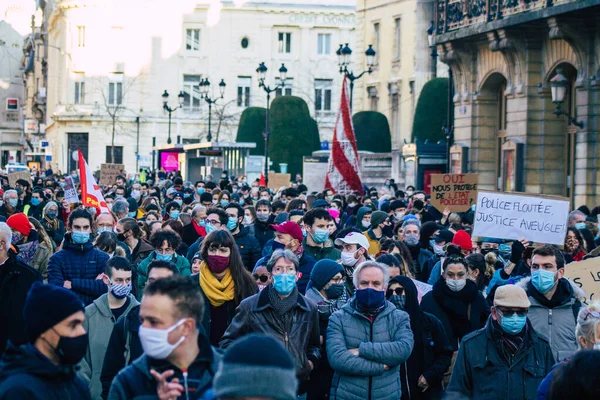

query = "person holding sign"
[[516, 245, 584, 362], [563, 228, 586, 262]]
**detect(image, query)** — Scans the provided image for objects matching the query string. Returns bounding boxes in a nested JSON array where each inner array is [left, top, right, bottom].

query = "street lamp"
[[162, 90, 185, 144], [427, 21, 437, 77], [337, 43, 376, 110], [550, 69, 583, 128], [200, 78, 226, 142], [257, 62, 288, 185]]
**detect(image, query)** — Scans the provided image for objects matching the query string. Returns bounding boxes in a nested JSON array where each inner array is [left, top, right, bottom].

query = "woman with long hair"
[[465, 253, 495, 293], [197, 230, 257, 345], [564, 227, 586, 262]]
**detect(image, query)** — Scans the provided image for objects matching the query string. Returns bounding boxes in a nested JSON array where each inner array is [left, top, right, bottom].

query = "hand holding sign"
[[430, 174, 478, 213]]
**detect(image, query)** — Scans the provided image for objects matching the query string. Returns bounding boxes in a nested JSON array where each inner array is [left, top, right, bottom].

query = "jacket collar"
[[254, 284, 312, 312], [91, 293, 140, 319], [342, 299, 395, 321]]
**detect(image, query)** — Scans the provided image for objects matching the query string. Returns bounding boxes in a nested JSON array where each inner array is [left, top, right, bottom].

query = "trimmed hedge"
[[412, 78, 449, 142], [352, 111, 392, 153], [235, 107, 266, 156]]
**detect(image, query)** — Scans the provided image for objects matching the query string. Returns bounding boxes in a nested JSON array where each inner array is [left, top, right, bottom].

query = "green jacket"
[[302, 238, 341, 262], [136, 252, 191, 297], [80, 293, 139, 400]]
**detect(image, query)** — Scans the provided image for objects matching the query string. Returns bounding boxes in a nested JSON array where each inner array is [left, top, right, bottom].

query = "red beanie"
[[7, 213, 32, 236], [452, 229, 472, 251]]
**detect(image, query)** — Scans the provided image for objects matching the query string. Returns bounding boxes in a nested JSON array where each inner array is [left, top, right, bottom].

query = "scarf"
[[490, 318, 528, 364], [268, 284, 298, 316], [526, 278, 574, 309], [44, 216, 59, 230], [17, 241, 39, 264], [192, 220, 206, 237], [293, 244, 304, 260], [432, 278, 479, 340], [199, 262, 235, 307]]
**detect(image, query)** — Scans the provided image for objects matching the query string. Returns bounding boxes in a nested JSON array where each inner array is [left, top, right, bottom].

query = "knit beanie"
[[7, 213, 31, 236], [310, 259, 344, 290], [452, 229, 473, 251], [213, 334, 298, 400], [370, 211, 388, 228], [23, 282, 84, 342], [200, 192, 213, 203]]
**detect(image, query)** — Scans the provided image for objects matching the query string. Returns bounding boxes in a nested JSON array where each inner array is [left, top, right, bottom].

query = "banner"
[[564, 258, 595, 304], [78, 151, 110, 214], [268, 173, 291, 190], [430, 173, 478, 212], [8, 171, 32, 188], [63, 176, 79, 204], [472, 191, 569, 245], [99, 163, 125, 186]]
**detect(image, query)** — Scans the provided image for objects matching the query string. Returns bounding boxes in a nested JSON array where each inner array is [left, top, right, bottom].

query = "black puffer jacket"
[[233, 226, 262, 272], [220, 285, 321, 388], [253, 215, 275, 249]]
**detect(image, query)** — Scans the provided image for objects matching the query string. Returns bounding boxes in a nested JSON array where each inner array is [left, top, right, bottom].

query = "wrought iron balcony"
[[434, 0, 576, 34]]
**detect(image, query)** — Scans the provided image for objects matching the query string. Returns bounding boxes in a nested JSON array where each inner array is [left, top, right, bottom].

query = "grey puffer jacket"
[[326, 300, 414, 400], [517, 277, 584, 362]]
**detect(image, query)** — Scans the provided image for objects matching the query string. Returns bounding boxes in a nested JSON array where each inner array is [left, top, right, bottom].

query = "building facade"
[[24, 0, 356, 174], [434, 0, 600, 207]]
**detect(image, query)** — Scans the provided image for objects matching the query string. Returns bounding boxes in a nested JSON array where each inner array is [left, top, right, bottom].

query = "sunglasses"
[[386, 288, 404, 297], [497, 307, 528, 317], [253, 274, 269, 283]]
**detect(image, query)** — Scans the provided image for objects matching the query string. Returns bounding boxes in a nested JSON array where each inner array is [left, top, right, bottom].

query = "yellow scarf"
[[199, 261, 235, 307]]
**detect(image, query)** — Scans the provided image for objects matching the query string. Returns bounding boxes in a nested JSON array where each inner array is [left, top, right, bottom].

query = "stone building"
[[433, 0, 600, 207]]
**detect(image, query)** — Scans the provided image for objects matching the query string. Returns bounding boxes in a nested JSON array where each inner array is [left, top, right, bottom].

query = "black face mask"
[[324, 283, 345, 299], [52, 330, 88, 365], [481, 248, 498, 257]]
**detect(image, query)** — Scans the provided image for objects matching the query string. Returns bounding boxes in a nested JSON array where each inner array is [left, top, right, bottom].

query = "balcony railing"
[[435, 0, 576, 34]]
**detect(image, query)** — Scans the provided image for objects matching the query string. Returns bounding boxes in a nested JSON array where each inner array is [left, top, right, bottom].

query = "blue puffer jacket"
[[326, 300, 414, 400], [47, 233, 110, 306]]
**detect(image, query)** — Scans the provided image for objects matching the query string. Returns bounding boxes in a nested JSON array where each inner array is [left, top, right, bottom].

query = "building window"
[[241, 37, 249, 49], [275, 78, 293, 97], [182, 75, 202, 111], [373, 23, 380, 64], [75, 81, 85, 104], [317, 33, 331, 55], [77, 26, 85, 47], [315, 79, 332, 112], [237, 77, 251, 107], [278, 32, 291, 54], [368, 86, 378, 111], [391, 93, 400, 138], [105, 146, 123, 164], [394, 18, 401, 59], [108, 74, 123, 106], [186, 29, 200, 51]]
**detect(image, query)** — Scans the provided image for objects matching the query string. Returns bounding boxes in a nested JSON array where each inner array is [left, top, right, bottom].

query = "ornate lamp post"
[[161, 90, 185, 144], [550, 69, 583, 128], [336, 43, 376, 109], [199, 78, 226, 142]]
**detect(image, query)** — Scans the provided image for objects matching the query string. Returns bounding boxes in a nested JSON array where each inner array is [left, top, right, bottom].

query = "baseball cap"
[[271, 221, 303, 242], [335, 232, 369, 251]]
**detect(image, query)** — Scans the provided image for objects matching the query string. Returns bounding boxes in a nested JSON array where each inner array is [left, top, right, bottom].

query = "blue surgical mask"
[[302, 228, 307, 238], [220, 200, 229, 208], [97, 227, 112, 234], [531, 269, 557, 294], [8, 199, 18, 208], [312, 228, 329, 244], [500, 313, 527, 335], [47, 211, 58, 219], [169, 210, 180, 220], [155, 252, 173, 261], [127, 211, 136, 218], [239, 199, 245, 206], [273, 273, 296, 295], [196, 218, 206, 227], [72, 231, 90, 244], [31, 198, 41, 206], [174, 200, 183, 206], [197, 187, 205, 195], [205, 223, 217, 234], [575, 222, 587, 230], [226, 217, 238, 231], [184, 194, 191, 199]]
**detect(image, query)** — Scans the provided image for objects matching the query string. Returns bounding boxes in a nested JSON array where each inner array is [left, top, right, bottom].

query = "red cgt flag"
[[325, 76, 363, 195], [78, 151, 110, 215]]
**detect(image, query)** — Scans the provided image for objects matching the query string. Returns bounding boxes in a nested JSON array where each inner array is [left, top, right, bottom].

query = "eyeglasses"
[[386, 288, 404, 297], [497, 307, 528, 317], [206, 219, 221, 226], [584, 310, 600, 321], [253, 274, 269, 283]]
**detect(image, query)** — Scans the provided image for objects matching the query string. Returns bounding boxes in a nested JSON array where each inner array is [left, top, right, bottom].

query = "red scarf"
[[192, 220, 207, 237]]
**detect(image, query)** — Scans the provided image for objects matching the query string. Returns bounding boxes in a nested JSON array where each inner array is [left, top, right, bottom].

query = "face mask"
[[481, 248, 498, 257], [115, 195, 124, 199], [324, 283, 345, 299], [221, 174, 227, 179], [341, 250, 359, 267], [594, 343, 600, 351], [196, 218, 206, 227], [433, 244, 445, 257], [312, 228, 329, 244], [226, 217, 238, 231], [51, 331, 88, 365], [404, 234, 420, 247], [59, 182, 66, 188], [302, 228, 307, 238], [127, 211, 137, 218], [273, 273, 296, 295], [260, 196, 270, 201], [47, 211, 58, 219], [361, 221, 370, 229], [205, 223, 217, 234], [31, 198, 41, 206], [258, 284, 267, 292], [139, 319, 186, 359], [355, 288, 385, 311], [446, 278, 467, 292], [256, 213, 270, 222], [116, 232, 127, 241], [575, 222, 587, 230], [11, 232, 23, 245], [500, 314, 527, 335], [531, 269, 557, 294], [244, 216, 253, 225], [72, 231, 90, 244], [389, 294, 406, 310], [155, 252, 173, 261], [406, 190, 413, 197], [219, 200, 229, 208], [183, 194, 191, 199], [385, 182, 391, 187], [197, 187, 205, 195], [8, 199, 18, 208], [272, 240, 286, 251], [174, 200, 183, 207], [169, 210, 180, 220], [207, 255, 229, 273], [110, 281, 132, 299], [239, 199, 245, 206], [97, 227, 112, 235]]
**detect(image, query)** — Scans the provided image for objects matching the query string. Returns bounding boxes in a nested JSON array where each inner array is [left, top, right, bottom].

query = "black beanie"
[[213, 334, 297, 400], [310, 259, 344, 290], [23, 282, 84, 342], [200, 192, 213, 203]]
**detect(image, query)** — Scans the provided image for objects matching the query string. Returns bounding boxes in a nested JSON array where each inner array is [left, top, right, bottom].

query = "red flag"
[[78, 151, 110, 214], [325, 76, 363, 195], [259, 173, 267, 187]]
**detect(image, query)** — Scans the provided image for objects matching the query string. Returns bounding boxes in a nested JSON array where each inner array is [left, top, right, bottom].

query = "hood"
[[62, 233, 94, 252], [516, 276, 585, 300], [355, 207, 372, 228], [137, 239, 155, 253], [90, 293, 140, 319], [0, 343, 75, 381]]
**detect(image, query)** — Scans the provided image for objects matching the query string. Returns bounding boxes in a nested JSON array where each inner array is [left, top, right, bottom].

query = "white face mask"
[[361, 221, 370, 229], [341, 250, 359, 267], [446, 278, 467, 292], [138, 319, 186, 359], [244, 215, 253, 225]]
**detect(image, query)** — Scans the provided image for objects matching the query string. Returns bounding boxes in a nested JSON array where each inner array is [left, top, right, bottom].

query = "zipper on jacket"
[[548, 309, 553, 345], [182, 369, 189, 400]]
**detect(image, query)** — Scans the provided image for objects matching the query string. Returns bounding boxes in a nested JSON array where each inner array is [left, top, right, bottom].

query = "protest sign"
[[472, 191, 569, 245], [99, 164, 125, 186], [564, 258, 596, 304], [268, 173, 291, 190], [63, 176, 79, 204], [8, 171, 32, 188], [430, 173, 478, 212]]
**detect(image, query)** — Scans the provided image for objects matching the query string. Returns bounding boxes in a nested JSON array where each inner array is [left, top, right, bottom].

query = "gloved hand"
[[510, 239, 526, 264]]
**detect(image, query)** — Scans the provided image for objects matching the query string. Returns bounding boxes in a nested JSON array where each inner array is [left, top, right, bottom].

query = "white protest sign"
[[63, 176, 79, 204], [472, 191, 570, 245]]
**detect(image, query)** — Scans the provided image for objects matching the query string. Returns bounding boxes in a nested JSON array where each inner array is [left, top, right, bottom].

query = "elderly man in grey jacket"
[[327, 260, 414, 400]]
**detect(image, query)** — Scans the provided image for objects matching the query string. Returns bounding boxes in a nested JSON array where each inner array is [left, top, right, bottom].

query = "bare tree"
[[211, 99, 241, 142]]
